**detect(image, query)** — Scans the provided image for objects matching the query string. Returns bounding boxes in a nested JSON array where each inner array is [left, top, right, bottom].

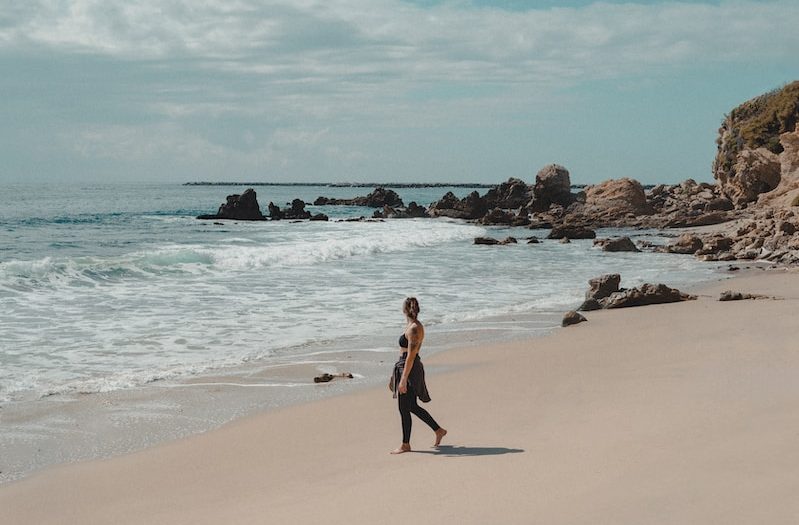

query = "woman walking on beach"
[[391, 297, 447, 454]]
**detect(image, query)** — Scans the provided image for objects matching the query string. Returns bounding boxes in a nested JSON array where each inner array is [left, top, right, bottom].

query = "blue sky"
[[1, 0, 797, 185]]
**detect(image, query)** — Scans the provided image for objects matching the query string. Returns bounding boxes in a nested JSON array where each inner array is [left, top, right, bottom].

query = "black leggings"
[[398, 384, 440, 443]]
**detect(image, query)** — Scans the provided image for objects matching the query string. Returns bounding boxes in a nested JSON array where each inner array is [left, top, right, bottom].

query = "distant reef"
[[184, 181, 497, 188]]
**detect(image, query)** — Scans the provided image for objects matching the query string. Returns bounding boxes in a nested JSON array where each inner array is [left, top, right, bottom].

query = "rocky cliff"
[[713, 81, 799, 206]]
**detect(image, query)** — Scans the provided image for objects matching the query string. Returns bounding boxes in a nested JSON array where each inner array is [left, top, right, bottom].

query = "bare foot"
[[390, 444, 411, 455], [434, 428, 447, 447]]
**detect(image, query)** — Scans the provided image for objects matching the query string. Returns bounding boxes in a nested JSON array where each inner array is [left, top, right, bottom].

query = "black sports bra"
[[399, 333, 408, 349]]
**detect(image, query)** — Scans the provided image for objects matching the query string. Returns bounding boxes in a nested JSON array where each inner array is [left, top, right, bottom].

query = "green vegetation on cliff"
[[727, 81, 799, 154], [714, 81, 799, 183]]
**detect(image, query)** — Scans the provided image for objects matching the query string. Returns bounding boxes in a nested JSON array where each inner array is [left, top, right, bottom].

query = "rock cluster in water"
[[195, 82, 799, 266], [197, 188, 266, 221]]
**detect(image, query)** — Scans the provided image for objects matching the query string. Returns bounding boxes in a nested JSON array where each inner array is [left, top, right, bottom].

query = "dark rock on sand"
[[593, 237, 640, 252], [562, 310, 587, 327], [602, 283, 695, 309], [197, 188, 266, 220]]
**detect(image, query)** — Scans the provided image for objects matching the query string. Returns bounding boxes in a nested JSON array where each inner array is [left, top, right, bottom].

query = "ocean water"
[[0, 183, 725, 481]]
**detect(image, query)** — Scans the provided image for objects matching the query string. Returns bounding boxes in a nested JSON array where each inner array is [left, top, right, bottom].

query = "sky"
[[1, 0, 798, 185]]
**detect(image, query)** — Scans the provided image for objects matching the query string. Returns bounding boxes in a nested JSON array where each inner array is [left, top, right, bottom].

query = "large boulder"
[[593, 237, 640, 252], [584, 178, 653, 216], [531, 164, 574, 210], [667, 233, 704, 254], [197, 188, 266, 220], [359, 187, 403, 208], [484, 178, 532, 209]]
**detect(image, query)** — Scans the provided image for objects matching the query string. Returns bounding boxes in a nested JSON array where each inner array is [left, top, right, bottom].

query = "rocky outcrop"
[[585, 274, 621, 302], [310, 213, 329, 221], [713, 81, 799, 206], [756, 129, 799, 208], [593, 237, 639, 252], [197, 188, 266, 220], [484, 178, 532, 210], [529, 164, 574, 211], [646, 179, 735, 227], [561, 311, 587, 327], [556, 178, 655, 228], [718, 148, 782, 206], [602, 283, 695, 309], [668, 207, 799, 264], [429, 191, 489, 219], [268, 199, 312, 220], [377, 202, 430, 219], [579, 275, 693, 310], [314, 187, 404, 208]]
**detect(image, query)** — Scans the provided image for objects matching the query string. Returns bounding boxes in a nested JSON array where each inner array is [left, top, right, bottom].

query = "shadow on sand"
[[413, 445, 524, 457]]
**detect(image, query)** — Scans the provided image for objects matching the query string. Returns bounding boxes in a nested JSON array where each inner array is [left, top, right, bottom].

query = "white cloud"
[[6, 0, 799, 86]]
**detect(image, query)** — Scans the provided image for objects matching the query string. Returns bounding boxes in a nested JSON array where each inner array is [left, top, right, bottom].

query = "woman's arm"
[[398, 325, 421, 393]]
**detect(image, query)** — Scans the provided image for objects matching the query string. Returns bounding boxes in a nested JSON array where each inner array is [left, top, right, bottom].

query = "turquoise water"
[[0, 183, 727, 482], [0, 183, 724, 402]]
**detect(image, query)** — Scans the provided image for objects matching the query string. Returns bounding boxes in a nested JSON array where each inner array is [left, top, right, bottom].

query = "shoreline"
[[0, 307, 563, 485], [0, 221, 725, 486], [4, 267, 798, 523]]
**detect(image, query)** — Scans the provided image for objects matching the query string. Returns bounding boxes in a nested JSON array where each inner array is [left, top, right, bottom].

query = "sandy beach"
[[2, 269, 798, 524]]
